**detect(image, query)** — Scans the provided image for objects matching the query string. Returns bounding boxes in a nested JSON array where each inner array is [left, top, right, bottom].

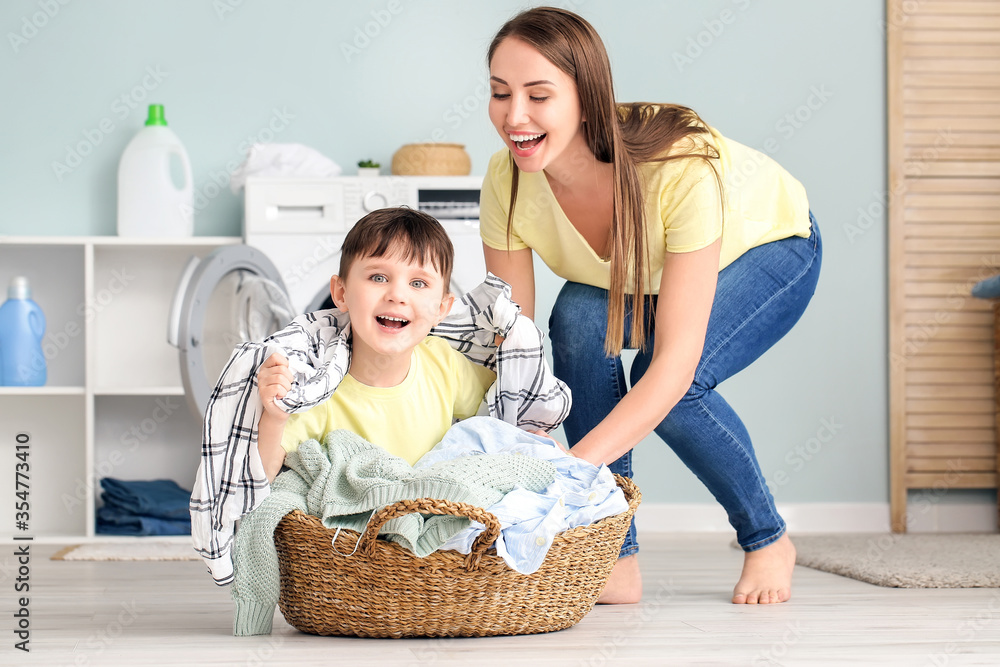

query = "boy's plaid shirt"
[[189, 274, 571, 585]]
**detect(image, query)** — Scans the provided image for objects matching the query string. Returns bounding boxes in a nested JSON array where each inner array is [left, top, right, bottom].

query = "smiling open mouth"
[[510, 132, 546, 151], [377, 315, 410, 329], [516, 135, 545, 150]]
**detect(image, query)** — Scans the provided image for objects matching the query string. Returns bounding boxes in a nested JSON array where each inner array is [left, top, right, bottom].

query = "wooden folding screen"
[[887, 0, 1000, 531]]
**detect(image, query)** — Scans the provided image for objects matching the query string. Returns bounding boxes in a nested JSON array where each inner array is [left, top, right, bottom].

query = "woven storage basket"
[[390, 142, 471, 175], [274, 474, 640, 638]]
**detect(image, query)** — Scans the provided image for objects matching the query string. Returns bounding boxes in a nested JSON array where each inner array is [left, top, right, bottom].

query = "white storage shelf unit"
[[0, 236, 239, 542]]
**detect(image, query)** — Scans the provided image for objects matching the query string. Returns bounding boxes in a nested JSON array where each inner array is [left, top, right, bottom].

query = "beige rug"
[[783, 533, 1000, 588], [52, 542, 199, 561]]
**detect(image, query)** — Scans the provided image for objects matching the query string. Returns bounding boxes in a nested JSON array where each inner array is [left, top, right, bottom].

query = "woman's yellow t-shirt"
[[279, 336, 496, 465], [479, 126, 811, 293]]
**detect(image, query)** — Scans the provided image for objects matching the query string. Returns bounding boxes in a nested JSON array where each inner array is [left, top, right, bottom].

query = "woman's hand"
[[530, 428, 574, 456]]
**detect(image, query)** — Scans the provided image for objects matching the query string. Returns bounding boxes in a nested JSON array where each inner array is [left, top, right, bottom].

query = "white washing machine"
[[168, 175, 486, 419]]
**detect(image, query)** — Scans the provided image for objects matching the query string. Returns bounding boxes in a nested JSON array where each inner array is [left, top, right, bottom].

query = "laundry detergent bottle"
[[117, 104, 194, 237], [0, 277, 47, 386]]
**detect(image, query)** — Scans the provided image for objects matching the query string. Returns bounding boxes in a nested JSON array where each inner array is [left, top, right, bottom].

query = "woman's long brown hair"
[[488, 7, 722, 356]]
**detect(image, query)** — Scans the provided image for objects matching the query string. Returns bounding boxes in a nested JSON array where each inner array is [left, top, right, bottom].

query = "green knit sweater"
[[231, 429, 556, 636]]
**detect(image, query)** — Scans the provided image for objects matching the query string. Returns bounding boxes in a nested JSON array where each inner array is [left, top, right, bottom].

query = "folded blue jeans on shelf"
[[100, 478, 192, 520], [96, 505, 191, 536]]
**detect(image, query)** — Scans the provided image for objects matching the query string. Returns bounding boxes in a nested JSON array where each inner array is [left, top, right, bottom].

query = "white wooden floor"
[[5, 533, 1000, 666]]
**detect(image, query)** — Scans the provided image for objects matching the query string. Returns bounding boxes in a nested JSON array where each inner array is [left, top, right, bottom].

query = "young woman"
[[480, 7, 822, 605]]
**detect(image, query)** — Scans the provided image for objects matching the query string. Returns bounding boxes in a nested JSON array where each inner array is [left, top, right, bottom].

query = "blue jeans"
[[549, 214, 822, 557]]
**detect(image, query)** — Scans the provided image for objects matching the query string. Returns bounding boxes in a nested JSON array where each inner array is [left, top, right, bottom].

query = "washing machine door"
[[167, 245, 295, 420]]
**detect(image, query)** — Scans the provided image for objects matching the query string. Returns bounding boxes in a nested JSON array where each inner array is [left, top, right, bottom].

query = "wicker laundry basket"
[[274, 474, 641, 638]]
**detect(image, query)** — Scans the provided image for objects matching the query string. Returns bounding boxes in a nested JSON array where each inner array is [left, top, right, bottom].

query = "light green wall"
[[2, 0, 890, 505]]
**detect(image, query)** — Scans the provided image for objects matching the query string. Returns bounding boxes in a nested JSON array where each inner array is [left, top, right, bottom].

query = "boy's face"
[[330, 247, 454, 362]]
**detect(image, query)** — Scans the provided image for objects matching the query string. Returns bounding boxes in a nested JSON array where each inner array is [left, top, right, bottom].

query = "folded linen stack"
[[96, 478, 192, 536]]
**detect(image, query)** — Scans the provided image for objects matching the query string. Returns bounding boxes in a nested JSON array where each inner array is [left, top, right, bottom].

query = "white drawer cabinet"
[[0, 236, 239, 541]]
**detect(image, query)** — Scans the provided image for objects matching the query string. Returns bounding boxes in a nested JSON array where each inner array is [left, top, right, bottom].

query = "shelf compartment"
[[0, 395, 87, 537], [91, 245, 225, 390], [93, 395, 201, 490]]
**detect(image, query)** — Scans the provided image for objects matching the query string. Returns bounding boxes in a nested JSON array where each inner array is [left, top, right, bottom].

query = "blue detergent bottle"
[[0, 277, 47, 386]]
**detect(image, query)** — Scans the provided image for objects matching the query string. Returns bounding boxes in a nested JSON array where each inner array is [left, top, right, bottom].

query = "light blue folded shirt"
[[415, 416, 629, 574]]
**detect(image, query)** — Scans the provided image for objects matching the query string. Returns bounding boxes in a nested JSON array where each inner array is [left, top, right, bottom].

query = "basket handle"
[[357, 498, 502, 572]]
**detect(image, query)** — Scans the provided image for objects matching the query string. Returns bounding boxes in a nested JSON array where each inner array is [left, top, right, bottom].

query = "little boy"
[[254, 207, 496, 481]]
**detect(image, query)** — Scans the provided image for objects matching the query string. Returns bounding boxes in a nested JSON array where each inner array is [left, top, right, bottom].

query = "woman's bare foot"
[[597, 554, 642, 604], [732, 533, 796, 604]]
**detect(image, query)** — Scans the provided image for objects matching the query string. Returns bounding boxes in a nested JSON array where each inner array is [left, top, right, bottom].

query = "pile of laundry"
[[96, 478, 192, 536], [419, 417, 628, 574]]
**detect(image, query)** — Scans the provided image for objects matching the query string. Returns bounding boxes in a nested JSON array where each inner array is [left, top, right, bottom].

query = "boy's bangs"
[[367, 233, 447, 278]]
